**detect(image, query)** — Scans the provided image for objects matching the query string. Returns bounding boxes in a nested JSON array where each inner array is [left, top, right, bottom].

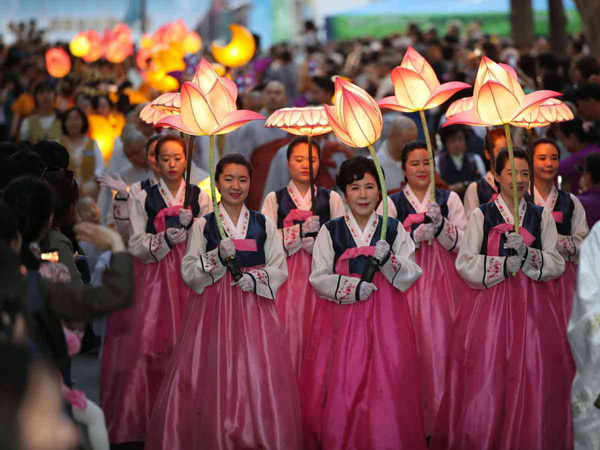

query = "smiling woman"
[[299, 155, 426, 450], [145, 153, 302, 450]]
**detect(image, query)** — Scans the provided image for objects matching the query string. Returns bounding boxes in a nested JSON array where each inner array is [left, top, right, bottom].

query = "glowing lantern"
[[510, 98, 574, 129], [325, 77, 391, 238], [82, 30, 103, 63], [445, 97, 473, 119], [182, 32, 202, 54], [379, 46, 470, 204], [211, 24, 256, 68], [444, 56, 562, 233], [266, 106, 332, 213], [140, 34, 154, 50], [152, 58, 263, 239], [212, 63, 226, 77], [46, 47, 71, 78], [88, 114, 119, 162], [69, 33, 90, 57], [140, 93, 181, 125]]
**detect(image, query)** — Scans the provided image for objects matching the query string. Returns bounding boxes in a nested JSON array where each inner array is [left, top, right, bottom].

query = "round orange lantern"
[[46, 47, 71, 78], [82, 30, 103, 63]]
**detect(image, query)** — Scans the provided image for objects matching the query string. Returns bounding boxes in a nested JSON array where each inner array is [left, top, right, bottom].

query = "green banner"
[[326, 9, 583, 41]]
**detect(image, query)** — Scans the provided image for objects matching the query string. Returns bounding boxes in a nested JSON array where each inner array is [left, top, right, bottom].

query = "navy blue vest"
[[476, 178, 497, 205], [140, 178, 153, 191], [275, 186, 332, 229], [203, 210, 268, 268], [389, 188, 450, 233], [144, 184, 201, 234], [552, 190, 575, 236], [479, 201, 543, 256], [324, 215, 399, 275], [438, 150, 481, 185]]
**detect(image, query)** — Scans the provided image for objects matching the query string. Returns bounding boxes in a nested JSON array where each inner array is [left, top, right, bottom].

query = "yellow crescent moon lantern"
[[211, 24, 255, 68]]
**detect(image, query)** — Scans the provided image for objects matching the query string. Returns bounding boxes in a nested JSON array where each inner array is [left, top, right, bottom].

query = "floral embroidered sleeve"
[[128, 191, 172, 263], [561, 194, 590, 263], [378, 222, 422, 291], [456, 209, 507, 289], [436, 191, 467, 252], [244, 217, 288, 300], [261, 191, 303, 256], [181, 217, 227, 294], [113, 182, 141, 243], [521, 209, 565, 281], [309, 227, 362, 304]]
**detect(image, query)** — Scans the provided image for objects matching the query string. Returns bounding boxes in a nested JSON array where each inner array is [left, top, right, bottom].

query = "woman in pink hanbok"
[[379, 140, 468, 436], [431, 148, 573, 450], [531, 138, 589, 330], [300, 156, 426, 450], [146, 154, 302, 450], [262, 136, 345, 376], [100, 136, 212, 445]]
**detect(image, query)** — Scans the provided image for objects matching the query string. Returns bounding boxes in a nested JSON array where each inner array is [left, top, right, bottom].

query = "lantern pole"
[[367, 144, 388, 240], [503, 123, 519, 234], [419, 109, 435, 245], [208, 134, 226, 239], [307, 134, 316, 215]]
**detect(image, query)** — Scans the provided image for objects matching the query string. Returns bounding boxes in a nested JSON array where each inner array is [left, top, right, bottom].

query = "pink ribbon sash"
[[283, 209, 312, 228], [335, 246, 376, 277], [402, 213, 426, 232], [154, 206, 183, 233], [552, 211, 564, 224], [489, 193, 498, 203], [233, 239, 257, 252], [487, 223, 536, 256]]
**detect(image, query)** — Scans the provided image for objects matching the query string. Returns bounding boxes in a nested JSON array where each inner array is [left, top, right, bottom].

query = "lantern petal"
[[512, 90, 563, 121], [473, 57, 522, 103], [179, 82, 216, 134], [204, 78, 237, 124], [214, 109, 265, 135], [445, 96, 473, 119], [219, 76, 239, 104], [400, 46, 440, 93], [340, 88, 382, 147], [192, 59, 219, 96], [324, 104, 357, 147], [475, 81, 521, 125], [391, 67, 432, 110], [423, 81, 471, 110], [443, 108, 488, 127], [499, 63, 518, 81], [377, 96, 415, 113], [155, 114, 198, 135]]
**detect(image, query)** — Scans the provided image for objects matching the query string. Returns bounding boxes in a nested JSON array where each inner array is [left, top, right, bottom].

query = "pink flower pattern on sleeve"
[[485, 256, 504, 286], [336, 277, 358, 303], [201, 249, 221, 274], [151, 233, 164, 253]]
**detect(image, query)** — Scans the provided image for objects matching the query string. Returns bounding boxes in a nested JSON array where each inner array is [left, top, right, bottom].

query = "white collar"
[[287, 181, 312, 211], [485, 171, 497, 191], [533, 185, 558, 211], [344, 210, 378, 247], [217, 204, 250, 239], [494, 193, 527, 227], [158, 177, 186, 207], [403, 184, 433, 213]]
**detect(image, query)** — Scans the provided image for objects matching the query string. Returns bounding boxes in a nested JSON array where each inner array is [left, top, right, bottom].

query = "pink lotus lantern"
[[150, 59, 263, 237], [379, 47, 470, 203], [444, 56, 563, 232]]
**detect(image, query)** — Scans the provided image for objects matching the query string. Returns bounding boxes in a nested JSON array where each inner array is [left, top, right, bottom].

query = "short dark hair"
[[438, 124, 467, 147], [575, 55, 600, 80], [532, 137, 561, 159], [401, 140, 431, 171], [145, 134, 162, 154], [9, 150, 46, 178], [2, 176, 54, 245], [336, 155, 382, 193], [155, 135, 186, 159], [286, 136, 322, 160], [215, 153, 253, 180], [61, 107, 89, 136], [559, 116, 599, 143], [574, 83, 600, 102], [494, 147, 532, 177], [32, 80, 55, 104], [32, 141, 70, 169], [42, 169, 79, 228], [311, 76, 335, 95], [585, 152, 600, 184]]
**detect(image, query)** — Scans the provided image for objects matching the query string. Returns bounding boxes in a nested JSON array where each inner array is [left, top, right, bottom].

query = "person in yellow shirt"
[[19, 81, 62, 144]]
